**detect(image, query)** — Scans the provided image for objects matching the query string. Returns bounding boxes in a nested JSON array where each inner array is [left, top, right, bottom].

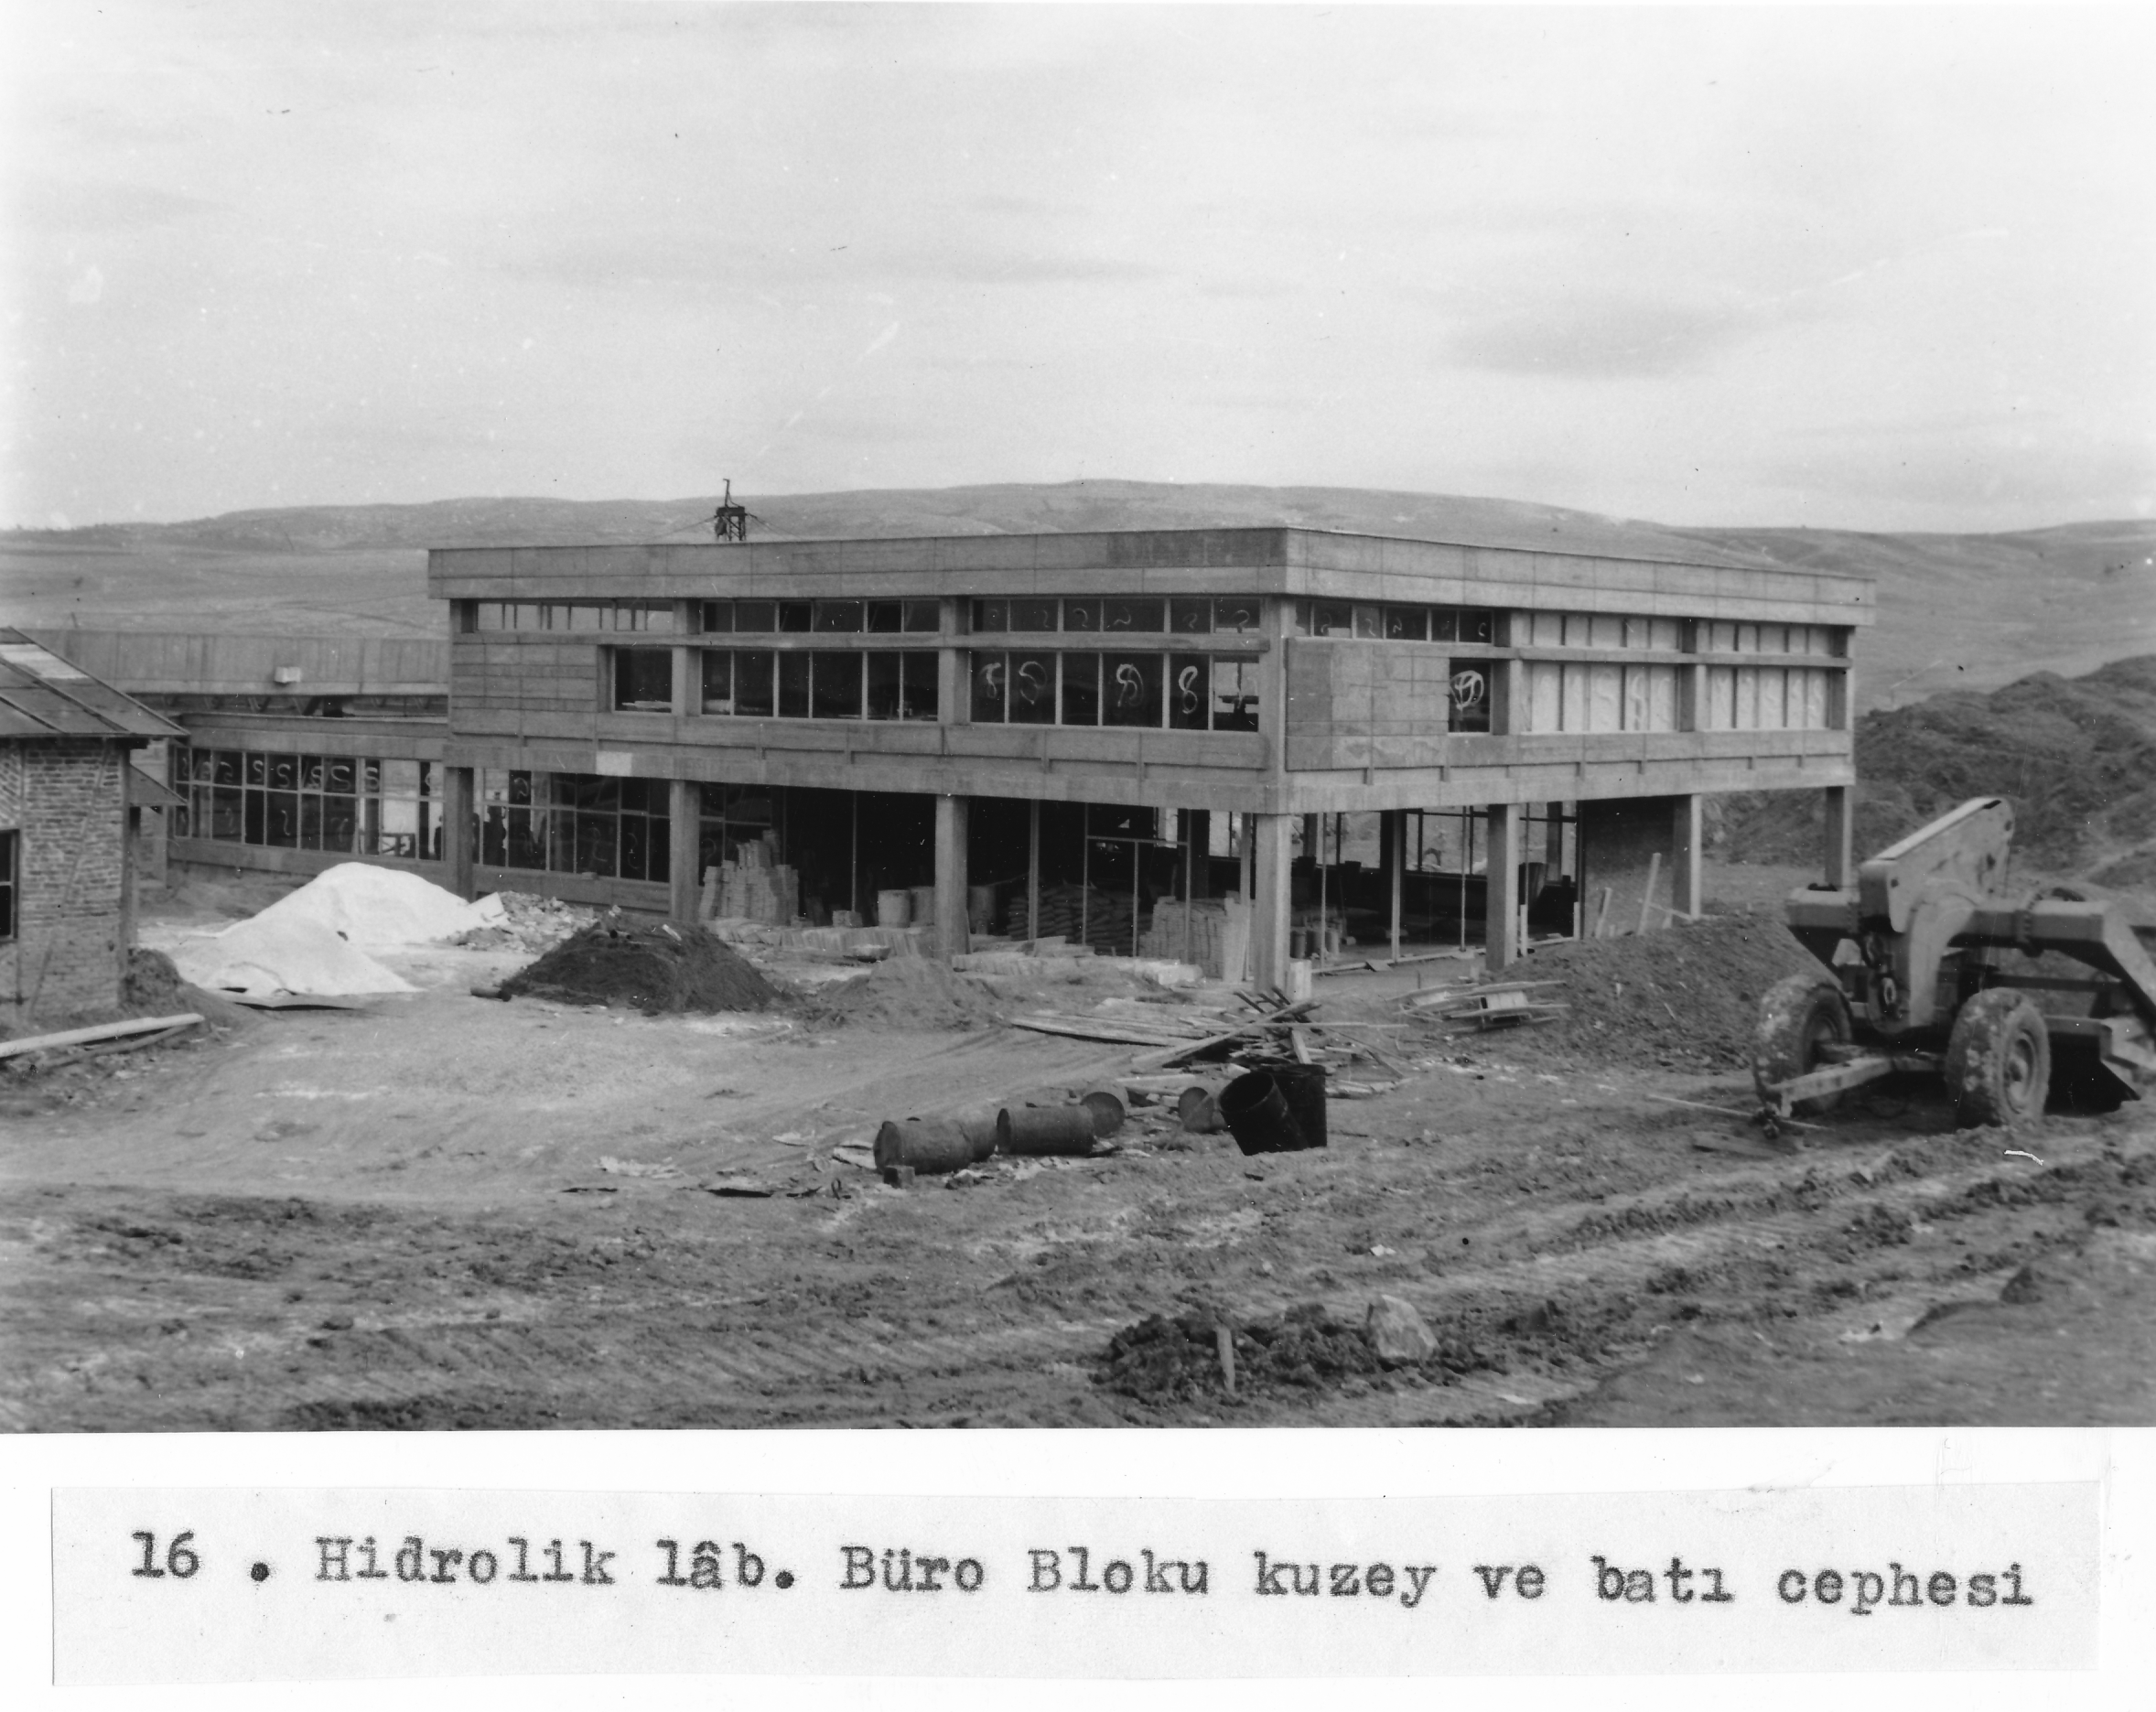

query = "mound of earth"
[[1712, 655, 2156, 882], [1099, 1303, 1491, 1404], [120, 948, 254, 1030], [500, 921, 780, 1014], [803, 955, 1006, 1029], [1519, 912, 1823, 1068]]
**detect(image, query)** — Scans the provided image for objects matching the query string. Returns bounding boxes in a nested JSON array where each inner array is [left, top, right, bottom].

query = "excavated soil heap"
[[500, 921, 780, 1015], [803, 955, 1006, 1030], [1519, 912, 1823, 1068], [1713, 655, 2156, 880]]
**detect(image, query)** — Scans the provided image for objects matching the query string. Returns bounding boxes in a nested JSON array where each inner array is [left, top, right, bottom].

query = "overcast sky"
[[5, 3, 2151, 533]]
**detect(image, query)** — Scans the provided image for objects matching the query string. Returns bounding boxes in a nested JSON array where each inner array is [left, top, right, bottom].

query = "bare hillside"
[[5, 480, 2151, 702]]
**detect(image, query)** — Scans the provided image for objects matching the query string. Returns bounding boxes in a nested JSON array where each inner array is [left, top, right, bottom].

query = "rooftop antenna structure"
[[712, 480, 749, 543]]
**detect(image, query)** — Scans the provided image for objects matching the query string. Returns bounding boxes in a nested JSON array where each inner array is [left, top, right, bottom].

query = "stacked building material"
[[706, 837, 800, 925], [1138, 896, 1251, 982]]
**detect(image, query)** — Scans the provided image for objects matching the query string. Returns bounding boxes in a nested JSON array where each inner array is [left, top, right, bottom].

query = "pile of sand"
[[500, 921, 780, 1014], [250, 862, 496, 950], [172, 916, 418, 998], [803, 955, 1006, 1030], [1516, 912, 1822, 1068]]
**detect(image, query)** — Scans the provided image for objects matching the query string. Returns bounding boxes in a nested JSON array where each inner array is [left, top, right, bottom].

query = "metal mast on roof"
[[713, 480, 749, 542]]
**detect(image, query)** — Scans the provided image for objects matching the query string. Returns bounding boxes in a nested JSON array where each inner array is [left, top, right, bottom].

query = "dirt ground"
[[3, 866, 2152, 1432]]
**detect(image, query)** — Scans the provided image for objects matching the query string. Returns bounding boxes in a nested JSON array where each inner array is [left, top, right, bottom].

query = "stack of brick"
[[1137, 895, 1250, 982], [702, 836, 800, 926]]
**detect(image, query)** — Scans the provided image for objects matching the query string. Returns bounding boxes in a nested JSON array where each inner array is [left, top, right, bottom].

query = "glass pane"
[[778, 651, 811, 716], [971, 598, 1008, 632], [615, 648, 674, 710], [1461, 609, 1495, 644], [778, 601, 812, 634], [244, 752, 267, 785], [1384, 606, 1428, 641], [1060, 651, 1100, 725], [1311, 600, 1353, 637], [213, 785, 244, 841], [1448, 660, 1493, 733], [324, 758, 355, 794], [299, 794, 324, 851], [735, 600, 776, 633], [901, 651, 938, 720], [970, 651, 1008, 722], [733, 651, 776, 716], [1169, 598, 1213, 634], [1009, 598, 1057, 632], [641, 601, 677, 634], [1353, 605, 1384, 639], [1429, 608, 1459, 643], [700, 601, 733, 634], [1009, 652, 1055, 724], [701, 650, 733, 712], [903, 599, 940, 632], [264, 791, 299, 847], [266, 754, 297, 790], [1169, 655, 1209, 729], [1213, 596, 1260, 636], [381, 759, 419, 796], [866, 600, 903, 634], [1062, 597, 1100, 633], [866, 651, 903, 719], [1213, 660, 1260, 731], [299, 755, 326, 791], [1103, 652, 1163, 727], [814, 600, 863, 633], [1101, 596, 1164, 633], [811, 651, 863, 718]]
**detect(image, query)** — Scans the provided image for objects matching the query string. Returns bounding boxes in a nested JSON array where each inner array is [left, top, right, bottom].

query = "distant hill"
[[4, 479, 2152, 706]]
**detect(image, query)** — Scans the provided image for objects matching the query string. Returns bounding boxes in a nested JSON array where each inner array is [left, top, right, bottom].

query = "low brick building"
[[1, 630, 183, 1028]]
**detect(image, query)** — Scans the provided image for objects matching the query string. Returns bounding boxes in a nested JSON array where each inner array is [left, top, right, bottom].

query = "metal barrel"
[[872, 1117, 974, 1175], [1078, 1085, 1127, 1137], [1269, 1062, 1329, 1149], [996, 1104, 1099, 1157], [950, 1104, 1002, 1161], [1217, 1070, 1316, 1155], [1178, 1084, 1223, 1133]]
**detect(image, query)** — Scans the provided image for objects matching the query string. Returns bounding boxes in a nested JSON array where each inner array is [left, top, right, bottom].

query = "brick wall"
[[1, 738, 132, 1026]]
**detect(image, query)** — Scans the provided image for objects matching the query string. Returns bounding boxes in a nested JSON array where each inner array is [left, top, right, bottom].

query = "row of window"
[[478, 771, 673, 882], [470, 599, 678, 632], [1516, 613, 1843, 656], [612, 650, 943, 720], [1294, 602, 1501, 643], [967, 651, 1266, 732], [969, 596, 1263, 636], [170, 750, 442, 858], [1517, 663, 1840, 735], [700, 598, 941, 635]]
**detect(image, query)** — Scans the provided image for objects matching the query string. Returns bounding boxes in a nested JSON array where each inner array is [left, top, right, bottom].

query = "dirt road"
[[5, 929, 2151, 1431]]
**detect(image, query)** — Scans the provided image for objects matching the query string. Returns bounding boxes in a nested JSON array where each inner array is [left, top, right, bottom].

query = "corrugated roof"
[[0, 629, 184, 740]]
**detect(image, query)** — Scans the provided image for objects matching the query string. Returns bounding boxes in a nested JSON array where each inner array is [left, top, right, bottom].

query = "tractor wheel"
[[1946, 989, 2052, 1128], [1753, 973, 1853, 1113]]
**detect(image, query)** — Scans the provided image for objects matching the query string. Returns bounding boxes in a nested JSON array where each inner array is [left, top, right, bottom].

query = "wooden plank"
[[0, 1013, 203, 1060]]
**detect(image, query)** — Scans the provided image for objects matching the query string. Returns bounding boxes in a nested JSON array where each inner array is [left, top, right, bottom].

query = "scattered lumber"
[[1127, 998, 1321, 1071], [0, 1013, 203, 1062], [1008, 1012, 1210, 1048]]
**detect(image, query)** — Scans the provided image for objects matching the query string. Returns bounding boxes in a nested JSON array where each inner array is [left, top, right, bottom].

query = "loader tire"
[[1946, 989, 2052, 1129], [1753, 973, 1853, 1114]]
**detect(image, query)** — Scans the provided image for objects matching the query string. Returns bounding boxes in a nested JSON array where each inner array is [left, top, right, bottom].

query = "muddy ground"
[[3, 871, 2152, 1432]]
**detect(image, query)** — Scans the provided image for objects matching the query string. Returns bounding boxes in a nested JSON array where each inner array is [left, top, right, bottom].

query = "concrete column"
[[938, 597, 966, 726], [933, 793, 970, 958], [1823, 783, 1854, 889], [668, 778, 700, 922], [672, 642, 696, 717], [1483, 802, 1524, 971], [1248, 812, 1295, 992], [1671, 792, 1703, 920], [1383, 808, 1404, 963], [443, 765, 476, 900]]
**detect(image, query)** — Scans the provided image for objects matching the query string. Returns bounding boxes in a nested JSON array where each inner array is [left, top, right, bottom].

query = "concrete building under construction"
[[50, 523, 1873, 988]]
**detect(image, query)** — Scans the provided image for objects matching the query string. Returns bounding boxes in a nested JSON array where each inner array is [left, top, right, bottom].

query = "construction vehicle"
[[1753, 797, 2156, 1133]]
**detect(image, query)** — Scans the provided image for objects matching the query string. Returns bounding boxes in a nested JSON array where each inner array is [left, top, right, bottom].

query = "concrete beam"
[[1484, 802, 1524, 970], [933, 793, 970, 959], [1248, 812, 1295, 991]]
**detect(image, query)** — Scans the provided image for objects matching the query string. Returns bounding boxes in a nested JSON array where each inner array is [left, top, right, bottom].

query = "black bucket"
[[1270, 1062, 1328, 1150], [1218, 1070, 1321, 1155]]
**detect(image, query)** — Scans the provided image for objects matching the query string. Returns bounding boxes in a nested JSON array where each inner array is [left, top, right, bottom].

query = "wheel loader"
[[1753, 797, 2156, 1134]]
